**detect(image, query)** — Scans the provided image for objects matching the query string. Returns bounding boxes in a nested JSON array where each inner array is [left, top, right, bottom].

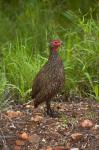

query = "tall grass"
[[63, 12, 99, 100], [1, 39, 47, 103], [0, 2, 99, 104]]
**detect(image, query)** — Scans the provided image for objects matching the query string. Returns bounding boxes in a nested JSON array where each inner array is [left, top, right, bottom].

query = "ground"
[[0, 96, 99, 150]]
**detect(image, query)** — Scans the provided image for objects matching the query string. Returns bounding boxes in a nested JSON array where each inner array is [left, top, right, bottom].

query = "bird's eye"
[[54, 41, 57, 44]]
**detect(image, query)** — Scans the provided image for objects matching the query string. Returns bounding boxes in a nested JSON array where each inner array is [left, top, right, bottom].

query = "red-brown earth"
[[0, 96, 99, 150]]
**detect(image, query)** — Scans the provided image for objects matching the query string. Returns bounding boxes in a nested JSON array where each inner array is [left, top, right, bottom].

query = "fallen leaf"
[[19, 132, 29, 140], [6, 110, 22, 118], [29, 134, 40, 144], [71, 133, 83, 141], [81, 119, 93, 128], [31, 115, 43, 122], [15, 140, 25, 146]]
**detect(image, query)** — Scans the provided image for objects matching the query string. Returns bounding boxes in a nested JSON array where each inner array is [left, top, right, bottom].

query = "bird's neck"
[[50, 48, 58, 56], [49, 48, 62, 64]]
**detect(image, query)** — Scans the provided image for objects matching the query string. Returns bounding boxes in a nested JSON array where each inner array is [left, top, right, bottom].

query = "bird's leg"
[[46, 101, 60, 117], [46, 100, 53, 117]]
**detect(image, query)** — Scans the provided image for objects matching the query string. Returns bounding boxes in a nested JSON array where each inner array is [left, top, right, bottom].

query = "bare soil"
[[0, 97, 99, 150]]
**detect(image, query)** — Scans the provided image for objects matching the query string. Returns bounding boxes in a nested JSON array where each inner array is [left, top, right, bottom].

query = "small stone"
[[9, 124, 16, 129], [81, 119, 93, 128], [94, 124, 99, 130], [42, 138, 46, 142], [19, 132, 29, 140], [92, 124, 99, 131], [25, 105, 33, 108]]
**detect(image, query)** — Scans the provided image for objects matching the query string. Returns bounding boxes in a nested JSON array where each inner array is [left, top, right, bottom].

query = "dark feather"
[[31, 45, 65, 116]]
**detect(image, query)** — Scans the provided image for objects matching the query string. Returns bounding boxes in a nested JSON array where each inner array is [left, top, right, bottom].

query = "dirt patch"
[[0, 98, 99, 150]]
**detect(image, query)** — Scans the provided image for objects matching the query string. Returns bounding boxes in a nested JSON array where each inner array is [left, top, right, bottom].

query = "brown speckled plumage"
[[31, 40, 65, 116]]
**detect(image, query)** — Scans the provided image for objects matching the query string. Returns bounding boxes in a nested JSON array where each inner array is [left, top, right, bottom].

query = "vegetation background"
[[0, 0, 99, 107]]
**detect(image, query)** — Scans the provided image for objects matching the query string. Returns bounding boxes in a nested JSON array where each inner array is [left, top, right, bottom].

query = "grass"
[[63, 16, 99, 100], [1, 39, 47, 103], [0, 2, 99, 105]]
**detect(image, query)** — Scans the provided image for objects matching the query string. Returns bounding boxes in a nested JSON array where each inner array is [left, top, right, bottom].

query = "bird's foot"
[[44, 108, 60, 118]]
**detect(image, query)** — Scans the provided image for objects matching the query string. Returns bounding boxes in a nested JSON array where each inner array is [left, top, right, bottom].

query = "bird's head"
[[50, 40, 62, 52]]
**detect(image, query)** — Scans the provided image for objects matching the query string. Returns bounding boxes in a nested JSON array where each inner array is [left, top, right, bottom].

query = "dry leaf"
[[6, 110, 22, 118], [71, 133, 83, 141], [15, 140, 25, 146], [81, 119, 93, 128], [31, 115, 43, 122], [19, 132, 29, 140]]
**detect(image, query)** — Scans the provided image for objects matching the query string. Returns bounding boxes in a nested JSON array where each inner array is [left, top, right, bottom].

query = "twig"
[[0, 129, 9, 150]]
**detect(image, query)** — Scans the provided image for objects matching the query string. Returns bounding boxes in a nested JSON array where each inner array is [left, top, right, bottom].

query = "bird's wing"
[[31, 62, 50, 99], [34, 81, 62, 106]]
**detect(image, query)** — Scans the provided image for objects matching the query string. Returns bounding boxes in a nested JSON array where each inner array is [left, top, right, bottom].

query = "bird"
[[31, 39, 65, 117]]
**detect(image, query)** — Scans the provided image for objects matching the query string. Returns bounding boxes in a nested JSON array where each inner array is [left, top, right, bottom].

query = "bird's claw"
[[44, 108, 60, 118]]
